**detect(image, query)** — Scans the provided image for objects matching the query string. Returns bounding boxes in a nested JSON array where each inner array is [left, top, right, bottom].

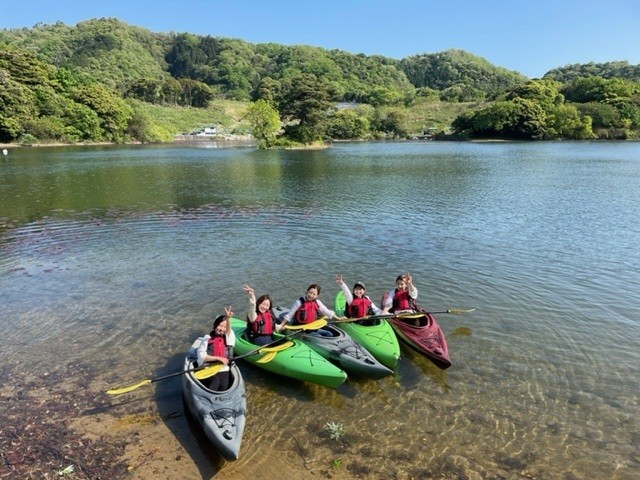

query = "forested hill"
[[2, 17, 639, 145], [1, 17, 526, 102], [544, 61, 640, 83]]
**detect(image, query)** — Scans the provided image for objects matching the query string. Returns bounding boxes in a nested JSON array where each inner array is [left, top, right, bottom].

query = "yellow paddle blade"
[[106, 379, 152, 395], [193, 363, 224, 380], [259, 341, 294, 353], [396, 313, 424, 319], [446, 308, 476, 314], [256, 351, 277, 363], [284, 318, 328, 331]]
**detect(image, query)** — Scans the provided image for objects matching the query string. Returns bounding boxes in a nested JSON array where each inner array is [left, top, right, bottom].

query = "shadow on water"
[[235, 357, 354, 402], [396, 345, 451, 393], [154, 352, 223, 480]]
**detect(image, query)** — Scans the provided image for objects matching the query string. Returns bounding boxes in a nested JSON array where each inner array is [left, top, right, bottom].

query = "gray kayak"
[[274, 306, 393, 379], [182, 345, 246, 460]]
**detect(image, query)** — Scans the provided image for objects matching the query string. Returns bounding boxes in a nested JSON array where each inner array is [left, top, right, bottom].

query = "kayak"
[[273, 306, 393, 379], [229, 317, 347, 388], [182, 341, 247, 460], [388, 311, 452, 370], [334, 291, 401, 369]]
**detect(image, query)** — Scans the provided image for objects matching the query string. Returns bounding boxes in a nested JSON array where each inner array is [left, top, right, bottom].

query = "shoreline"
[[0, 135, 256, 150]]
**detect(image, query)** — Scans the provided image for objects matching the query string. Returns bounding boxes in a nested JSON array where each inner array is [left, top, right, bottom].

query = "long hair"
[[306, 284, 321, 294], [212, 314, 231, 335], [254, 294, 272, 314]]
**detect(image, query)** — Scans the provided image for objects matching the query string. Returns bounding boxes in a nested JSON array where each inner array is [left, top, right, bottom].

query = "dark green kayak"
[[334, 291, 401, 369], [230, 317, 347, 388]]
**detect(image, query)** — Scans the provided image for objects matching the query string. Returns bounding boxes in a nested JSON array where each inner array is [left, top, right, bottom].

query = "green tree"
[[254, 76, 281, 103], [562, 76, 637, 103], [546, 104, 594, 139], [452, 99, 547, 139], [327, 109, 371, 139], [279, 73, 336, 143], [246, 99, 281, 148], [0, 72, 37, 141], [177, 78, 214, 108], [73, 83, 133, 141], [373, 108, 410, 138], [399, 49, 526, 100]]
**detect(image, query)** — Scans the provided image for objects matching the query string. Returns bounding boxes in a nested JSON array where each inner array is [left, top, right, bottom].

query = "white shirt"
[[282, 298, 337, 323], [338, 281, 383, 315], [193, 330, 236, 372]]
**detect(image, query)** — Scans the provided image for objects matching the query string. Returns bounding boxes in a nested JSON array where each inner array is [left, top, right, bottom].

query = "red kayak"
[[388, 312, 451, 369]]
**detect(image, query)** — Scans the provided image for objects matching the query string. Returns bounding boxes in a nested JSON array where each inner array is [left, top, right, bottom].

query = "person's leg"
[[207, 373, 221, 391], [216, 371, 231, 391], [253, 335, 273, 346], [309, 328, 333, 337]]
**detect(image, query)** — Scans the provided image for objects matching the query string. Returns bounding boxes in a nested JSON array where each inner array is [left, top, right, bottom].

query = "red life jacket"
[[248, 310, 275, 335], [346, 296, 372, 318], [392, 289, 416, 312], [207, 334, 228, 358], [294, 297, 319, 324]]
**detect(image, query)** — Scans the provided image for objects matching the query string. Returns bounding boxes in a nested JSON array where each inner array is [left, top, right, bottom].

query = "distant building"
[[336, 102, 358, 110], [195, 126, 217, 136]]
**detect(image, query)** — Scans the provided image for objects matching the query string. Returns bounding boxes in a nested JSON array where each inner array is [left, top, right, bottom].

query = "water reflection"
[[1, 142, 639, 479]]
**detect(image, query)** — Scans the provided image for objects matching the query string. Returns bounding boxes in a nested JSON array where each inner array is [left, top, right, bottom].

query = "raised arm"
[[335, 274, 353, 304], [243, 284, 257, 323], [405, 273, 418, 299]]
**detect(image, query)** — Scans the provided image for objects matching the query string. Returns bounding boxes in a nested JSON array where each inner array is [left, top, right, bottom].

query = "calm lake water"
[[1, 141, 639, 479]]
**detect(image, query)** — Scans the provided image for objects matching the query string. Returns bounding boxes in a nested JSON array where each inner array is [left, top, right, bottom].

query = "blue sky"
[[3, 0, 639, 78]]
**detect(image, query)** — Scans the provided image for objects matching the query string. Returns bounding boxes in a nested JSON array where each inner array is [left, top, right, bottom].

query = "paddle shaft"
[[335, 308, 475, 323], [108, 325, 315, 393]]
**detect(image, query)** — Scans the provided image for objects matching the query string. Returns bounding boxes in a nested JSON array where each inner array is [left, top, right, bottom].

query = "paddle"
[[106, 365, 210, 395], [193, 340, 297, 378], [283, 318, 328, 331], [106, 334, 298, 395], [334, 308, 475, 323]]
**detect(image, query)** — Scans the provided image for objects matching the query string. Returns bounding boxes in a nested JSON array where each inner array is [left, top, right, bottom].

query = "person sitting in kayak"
[[335, 275, 383, 320], [381, 273, 418, 315], [242, 284, 284, 346], [282, 284, 343, 337], [196, 306, 236, 391]]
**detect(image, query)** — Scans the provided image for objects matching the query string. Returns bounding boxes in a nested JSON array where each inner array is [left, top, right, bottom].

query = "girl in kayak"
[[381, 273, 418, 314], [282, 284, 344, 337], [196, 306, 236, 391], [242, 284, 284, 346], [335, 275, 383, 318]]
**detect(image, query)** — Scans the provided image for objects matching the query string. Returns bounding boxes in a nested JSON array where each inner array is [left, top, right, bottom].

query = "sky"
[[2, 0, 640, 78]]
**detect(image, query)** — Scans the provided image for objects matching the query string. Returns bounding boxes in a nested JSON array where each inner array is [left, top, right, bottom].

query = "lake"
[[1, 141, 638, 479]]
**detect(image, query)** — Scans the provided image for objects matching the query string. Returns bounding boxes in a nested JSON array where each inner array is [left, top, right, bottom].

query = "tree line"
[[1, 18, 639, 145]]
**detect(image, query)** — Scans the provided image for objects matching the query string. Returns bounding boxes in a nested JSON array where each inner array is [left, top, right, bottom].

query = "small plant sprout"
[[325, 421, 345, 440], [57, 465, 74, 476], [331, 458, 342, 469]]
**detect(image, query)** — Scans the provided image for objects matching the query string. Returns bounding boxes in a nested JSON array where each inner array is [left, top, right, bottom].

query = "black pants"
[[205, 371, 231, 391], [247, 334, 274, 346]]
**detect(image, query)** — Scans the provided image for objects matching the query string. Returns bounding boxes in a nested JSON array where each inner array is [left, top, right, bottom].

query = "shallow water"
[[1, 141, 639, 479]]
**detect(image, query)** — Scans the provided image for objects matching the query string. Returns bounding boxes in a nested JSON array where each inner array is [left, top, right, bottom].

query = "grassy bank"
[[131, 99, 252, 142]]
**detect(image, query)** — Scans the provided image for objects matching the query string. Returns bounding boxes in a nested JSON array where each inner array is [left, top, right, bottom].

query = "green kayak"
[[230, 317, 347, 388], [334, 291, 401, 369]]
